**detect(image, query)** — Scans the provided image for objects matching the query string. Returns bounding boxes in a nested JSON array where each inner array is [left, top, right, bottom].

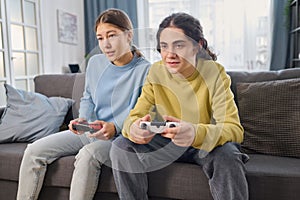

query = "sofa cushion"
[[0, 84, 74, 143], [148, 162, 212, 200], [227, 68, 300, 103], [237, 78, 300, 158], [0, 143, 27, 181], [34, 73, 85, 125], [245, 154, 300, 200]]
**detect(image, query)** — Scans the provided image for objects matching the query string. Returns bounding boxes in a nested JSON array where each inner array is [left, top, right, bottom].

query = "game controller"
[[72, 121, 102, 133], [139, 121, 179, 133]]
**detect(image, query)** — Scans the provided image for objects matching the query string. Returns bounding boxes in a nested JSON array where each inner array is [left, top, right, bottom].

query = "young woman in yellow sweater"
[[110, 12, 249, 200]]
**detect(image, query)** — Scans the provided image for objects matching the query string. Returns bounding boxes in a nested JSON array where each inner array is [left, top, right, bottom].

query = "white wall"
[[40, 0, 85, 74]]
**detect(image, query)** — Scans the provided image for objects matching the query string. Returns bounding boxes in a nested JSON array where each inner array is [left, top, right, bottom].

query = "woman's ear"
[[198, 40, 204, 49], [127, 30, 133, 43], [193, 43, 201, 55]]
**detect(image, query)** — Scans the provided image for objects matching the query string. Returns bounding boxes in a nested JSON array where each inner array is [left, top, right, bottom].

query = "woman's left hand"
[[161, 116, 195, 147], [87, 120, 116, 140]]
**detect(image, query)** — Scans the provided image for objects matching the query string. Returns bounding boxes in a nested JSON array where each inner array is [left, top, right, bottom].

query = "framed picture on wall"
[[57, 9, 78, 45]]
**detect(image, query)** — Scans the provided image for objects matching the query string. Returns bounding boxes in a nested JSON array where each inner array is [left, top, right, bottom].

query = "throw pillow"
[[0, 84, 74, 143], [237, 78, 300, 158]]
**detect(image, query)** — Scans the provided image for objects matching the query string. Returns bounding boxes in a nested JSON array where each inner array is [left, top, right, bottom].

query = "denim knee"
[[110, 136, 134, 165], [210, 142, 248, 167], [76, 146, 93, 161], [26, 139, 46, 155], [21, 143, 50, 170], [77, 142, 111, 165], [110, 136, 147, 173], [75, 146, 100, 168]]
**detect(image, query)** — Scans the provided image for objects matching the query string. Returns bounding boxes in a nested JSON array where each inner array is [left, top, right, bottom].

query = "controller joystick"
[[140, 122, 148, 130]]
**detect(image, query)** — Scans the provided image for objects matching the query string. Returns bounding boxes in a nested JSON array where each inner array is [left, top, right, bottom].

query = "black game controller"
[[72, 121, 102, 133], [139, 121, 178, 133]]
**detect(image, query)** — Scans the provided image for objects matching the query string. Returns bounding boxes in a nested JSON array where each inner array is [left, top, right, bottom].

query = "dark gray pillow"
[[0, 84, 74, 143], [237, 78, 300, 158]]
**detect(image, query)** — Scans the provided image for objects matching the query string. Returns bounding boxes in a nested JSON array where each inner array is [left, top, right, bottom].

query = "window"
[[137, 0, 271, 71], [0, 0, 43, 106]]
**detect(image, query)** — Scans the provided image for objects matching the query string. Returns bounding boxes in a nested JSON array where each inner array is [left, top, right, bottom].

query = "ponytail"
[[131, 44, 144, 57], [201, 38, 217, 61]]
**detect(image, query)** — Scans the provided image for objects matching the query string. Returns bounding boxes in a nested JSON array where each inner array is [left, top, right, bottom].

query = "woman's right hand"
[[128, 114, 156, 144], [68, 118, 87, 135]]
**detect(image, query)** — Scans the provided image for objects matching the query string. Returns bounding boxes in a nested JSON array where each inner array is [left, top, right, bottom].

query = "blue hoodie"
[[79, 53, 150, 134]]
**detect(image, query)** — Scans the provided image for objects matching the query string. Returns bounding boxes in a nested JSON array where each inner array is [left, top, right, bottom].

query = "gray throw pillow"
[[0, 84, 74, 143], [237, 78, 300, 158]]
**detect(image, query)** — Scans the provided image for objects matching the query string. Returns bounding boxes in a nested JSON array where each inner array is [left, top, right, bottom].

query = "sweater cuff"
[[191, 124, 206, 149]]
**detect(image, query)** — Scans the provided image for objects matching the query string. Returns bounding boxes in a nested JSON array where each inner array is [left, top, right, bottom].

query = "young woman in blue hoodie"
[[17, 8, 150, 200]]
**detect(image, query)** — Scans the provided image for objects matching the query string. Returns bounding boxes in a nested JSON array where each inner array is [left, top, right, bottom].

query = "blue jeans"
[[17, 130, 112, 200], [110, 135, 249, 200]]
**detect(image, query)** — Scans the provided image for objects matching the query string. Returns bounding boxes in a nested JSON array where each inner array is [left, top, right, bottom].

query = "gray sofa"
[[1, 68, 300, 200]]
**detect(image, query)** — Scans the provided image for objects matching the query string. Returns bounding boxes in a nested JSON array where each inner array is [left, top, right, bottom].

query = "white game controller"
[[139, 121, 179, 133]]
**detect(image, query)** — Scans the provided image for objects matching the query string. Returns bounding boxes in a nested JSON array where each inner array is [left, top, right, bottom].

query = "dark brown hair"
[[156, 12, 217, 61], [95, 8, 142, 57]]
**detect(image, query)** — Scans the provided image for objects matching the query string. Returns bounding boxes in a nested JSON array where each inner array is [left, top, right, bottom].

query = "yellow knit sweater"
[[122, 59, 244, 152]]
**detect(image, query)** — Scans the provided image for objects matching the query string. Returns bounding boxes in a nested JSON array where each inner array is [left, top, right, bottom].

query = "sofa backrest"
[[34, 73, 85, 125], [227, 68, 300, 103], [33, 68, 300, 125]]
